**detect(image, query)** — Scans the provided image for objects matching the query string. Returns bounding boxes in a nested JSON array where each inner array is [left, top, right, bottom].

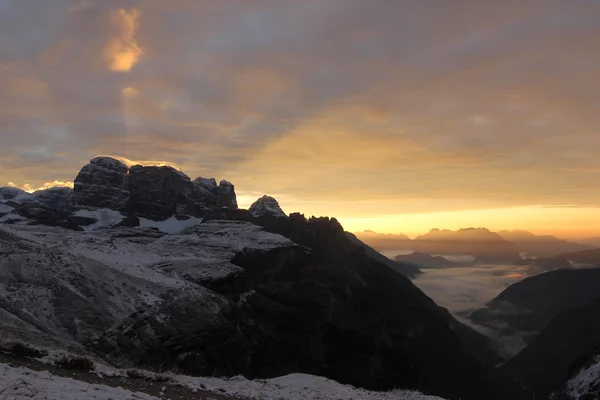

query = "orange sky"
[[2, 1, 600, 238]]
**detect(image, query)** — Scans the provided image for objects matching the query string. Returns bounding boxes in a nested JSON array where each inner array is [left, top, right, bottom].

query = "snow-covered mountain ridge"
[[0, 157, 528, 400]]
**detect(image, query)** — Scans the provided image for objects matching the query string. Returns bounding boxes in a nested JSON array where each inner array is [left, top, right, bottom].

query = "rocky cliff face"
[[69, 157, 238, 221], [127, 165, 208, 220], [72, 157, 130, 210], [218, 180, 238, 209]]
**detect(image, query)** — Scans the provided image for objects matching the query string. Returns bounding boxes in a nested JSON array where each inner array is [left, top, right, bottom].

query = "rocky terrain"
[[0, 157, 532, 400]]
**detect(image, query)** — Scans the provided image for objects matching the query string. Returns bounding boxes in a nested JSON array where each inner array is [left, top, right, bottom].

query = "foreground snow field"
[[0, 361, 445, 400], [173, 373, 446, 400], [0, 362, 158, 400]]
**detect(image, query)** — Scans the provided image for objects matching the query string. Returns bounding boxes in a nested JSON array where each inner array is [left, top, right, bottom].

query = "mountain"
[[533, 248, 600, 270], [411, 228, 521, 263], [502, 298, 600, 397], [576, 236, 600, 248], [353, 231, 412, 251], [357, 228, 522, 263], [345, 233, 422, 278], [498, 229, 593, 258], [0, 157, 529, 400], [394, 252, 455, 269], [469, 268, 600, 348], [249, 195, 287, 218]]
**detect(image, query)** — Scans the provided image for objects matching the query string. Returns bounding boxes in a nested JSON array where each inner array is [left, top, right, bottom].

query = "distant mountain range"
[[356, 228, 597, 261], [394, 252, 456, 269]]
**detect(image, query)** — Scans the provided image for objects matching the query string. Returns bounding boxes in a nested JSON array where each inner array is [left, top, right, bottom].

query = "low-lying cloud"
[[412, 265, 529, 317]]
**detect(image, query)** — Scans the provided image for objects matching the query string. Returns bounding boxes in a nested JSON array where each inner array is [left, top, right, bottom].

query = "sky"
[[1, 0, 600, 238]]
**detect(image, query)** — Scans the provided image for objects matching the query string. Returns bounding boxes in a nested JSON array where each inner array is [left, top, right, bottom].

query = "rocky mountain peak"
[[72, 156, 130, 210], [68, 157, 240, 222], [218, 180, 237, 209], [249, 195, 286, 218]]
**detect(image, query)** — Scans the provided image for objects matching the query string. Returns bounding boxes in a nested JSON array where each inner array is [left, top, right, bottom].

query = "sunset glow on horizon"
[[2, 1, 600, 239]]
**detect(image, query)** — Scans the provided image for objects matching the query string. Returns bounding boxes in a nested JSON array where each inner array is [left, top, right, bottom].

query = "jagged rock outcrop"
[[70, 157, 238, 221], [32, 187, 73, 211], [218, 180, 238, 209], [249, 195, 286, 218], [126, 165, 210, 220], [72, 157, 129, 210], [192, 177, 219, 206]]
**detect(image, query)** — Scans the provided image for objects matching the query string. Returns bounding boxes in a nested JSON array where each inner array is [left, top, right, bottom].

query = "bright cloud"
[[103, 8, 142, 72]]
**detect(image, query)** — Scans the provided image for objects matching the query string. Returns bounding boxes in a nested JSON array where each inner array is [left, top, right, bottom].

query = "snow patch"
[[74, 208, 124, 231], [139, 216, 201, 234]]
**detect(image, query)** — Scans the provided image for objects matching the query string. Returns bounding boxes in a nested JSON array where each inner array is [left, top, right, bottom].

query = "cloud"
[[103, 8, 142, 72], [7, 180, 74, 193], [412, 265, 531, 316], [1, 0, 600, 233], [412, 264, 536, 357]]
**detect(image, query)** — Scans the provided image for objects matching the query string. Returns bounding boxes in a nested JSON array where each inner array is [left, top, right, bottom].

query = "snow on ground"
[[139, 216, 201, 234], [74, 208, 124, 231], [566, 355, 600, 398], [0, 362, 159, 400], [0, 204, 13, 215], [0, 359, 445, 400], [1, 219, 294, 289], [175, 373, 444, 400]]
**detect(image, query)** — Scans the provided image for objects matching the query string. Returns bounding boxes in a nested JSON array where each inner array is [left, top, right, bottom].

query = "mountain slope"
[[498, 230, 593, 258], [502, 298, 600, 397], [345, 232, 422, 278], [0, 157, 529, 400], [470, 268, 600, 338]]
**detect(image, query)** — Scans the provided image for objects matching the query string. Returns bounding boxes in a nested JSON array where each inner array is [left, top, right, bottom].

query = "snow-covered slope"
[[557, 354, 600, 399], [0, 221, 294, 351], [0, 362, 158, 400], [175, 372, 445, 400], [0, 360, 445, 400]]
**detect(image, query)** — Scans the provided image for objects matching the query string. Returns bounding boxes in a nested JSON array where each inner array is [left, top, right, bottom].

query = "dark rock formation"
[[32, 187, 73, 211], [218, 180, 237, 209], [16, 202, 77, 230], [70, 157, 238, 221], [192, 177, 219, 206], [249, 195, 286, 218], [72, 157, 129, 210], [127, 165, 210, 220]]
